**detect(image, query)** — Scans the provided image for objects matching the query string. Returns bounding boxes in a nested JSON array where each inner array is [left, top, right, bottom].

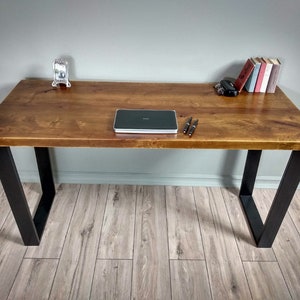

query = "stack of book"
[[234, 57, 281, 93]]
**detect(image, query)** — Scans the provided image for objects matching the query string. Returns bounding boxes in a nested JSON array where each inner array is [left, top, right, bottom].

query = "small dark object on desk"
[[214, 79, 239, 97], [183, 116, 192, 134], [188, 119, 198, 137]]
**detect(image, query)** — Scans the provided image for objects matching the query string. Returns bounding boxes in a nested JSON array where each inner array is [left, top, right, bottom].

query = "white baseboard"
[[18, 170, 284, 189]]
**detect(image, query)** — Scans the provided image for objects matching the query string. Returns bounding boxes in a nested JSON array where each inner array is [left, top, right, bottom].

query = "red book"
[[234, 58, 255, 92], [254, 58, 267, 92]]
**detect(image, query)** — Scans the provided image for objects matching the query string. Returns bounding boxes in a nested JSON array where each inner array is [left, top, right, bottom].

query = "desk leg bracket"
[[239, 150, 300, 248], [0, 147, 55, 245]]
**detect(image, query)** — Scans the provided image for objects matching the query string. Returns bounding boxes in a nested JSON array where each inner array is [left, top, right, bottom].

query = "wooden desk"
[[0, 79, 300, 247]]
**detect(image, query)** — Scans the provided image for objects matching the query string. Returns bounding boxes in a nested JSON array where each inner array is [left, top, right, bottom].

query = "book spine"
[[234, 58, 255, 92], [244, 59, 261, 92], [260, 58, 273, 92], [266, 59, 281, 93], [254, 58, 267, 92]]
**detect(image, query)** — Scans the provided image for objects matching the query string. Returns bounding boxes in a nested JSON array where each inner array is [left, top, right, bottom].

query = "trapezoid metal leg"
[[257, 150, 300, 247], [239, 150, 300, 248], [0, 147, 40, 245], [33, 147, 56, 240], [239, 150, 264, 245], [0, 147, 56, 245]]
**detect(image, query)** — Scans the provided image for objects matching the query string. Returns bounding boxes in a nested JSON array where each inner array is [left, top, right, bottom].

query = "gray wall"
[[1, 0, 299, 187]]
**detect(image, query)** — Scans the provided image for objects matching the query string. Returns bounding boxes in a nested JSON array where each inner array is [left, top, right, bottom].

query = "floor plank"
[[98, 185, 136, 259], [255, 189, 300, 299], [166, 186, 204, 259], [289, 190, 300, 233], [194, 186, 252, 300], [244, 261, 292, 300], [0, 184, 40, 300], [90, 259, 132, 300], [221, 187, 276, 262], [132, 186, 171, 300], [49, 184, 108, 300], [0, 182, 10, 229], [170, 260, 212, 300], [7, 259, 58, 300], [25, 184, 81, 259]]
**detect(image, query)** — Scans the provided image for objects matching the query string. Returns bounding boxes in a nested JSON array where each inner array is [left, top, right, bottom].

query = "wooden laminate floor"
[[0, 183, 299, 300]]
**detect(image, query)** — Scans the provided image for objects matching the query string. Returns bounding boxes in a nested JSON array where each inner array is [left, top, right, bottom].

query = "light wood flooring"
[[0, 183, 299, 299]]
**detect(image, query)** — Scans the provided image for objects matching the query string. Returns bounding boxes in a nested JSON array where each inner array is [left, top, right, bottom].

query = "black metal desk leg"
[[257, 150, 300, 247], [0, 147, 56, 245], [239, 150, 264, 245], [240, 150, 262, 196], [0, 147, 40, 245], [240, 150, 300, 247], [33, 147, 56, 239]]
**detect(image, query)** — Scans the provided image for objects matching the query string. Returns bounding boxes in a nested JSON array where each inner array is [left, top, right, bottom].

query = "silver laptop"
[[113, 109, 178, 134]]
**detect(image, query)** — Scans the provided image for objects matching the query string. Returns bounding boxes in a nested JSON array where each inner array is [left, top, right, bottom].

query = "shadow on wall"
[[220, 150, 242, 187], [211, 61, 245, 83]]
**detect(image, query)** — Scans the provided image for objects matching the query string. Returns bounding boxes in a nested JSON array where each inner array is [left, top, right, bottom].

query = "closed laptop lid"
[[113, 109, 178, 134]]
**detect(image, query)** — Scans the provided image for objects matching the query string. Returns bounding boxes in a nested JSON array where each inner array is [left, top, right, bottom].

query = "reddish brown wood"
[[0, 79, 299, 149]]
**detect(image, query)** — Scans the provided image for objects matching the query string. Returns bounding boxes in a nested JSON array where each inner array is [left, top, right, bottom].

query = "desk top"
[[0, 79, 300, 150]]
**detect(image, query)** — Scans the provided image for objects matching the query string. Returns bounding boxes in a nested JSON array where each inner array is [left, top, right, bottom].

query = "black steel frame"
[[239, 150, 300, 247], [0, 147, 55, 245], [0, 147, 299, 247]]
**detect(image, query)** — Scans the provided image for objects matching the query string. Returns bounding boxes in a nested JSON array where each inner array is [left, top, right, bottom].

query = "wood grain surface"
[[1, 184, 299, 299], [0, 79, 299, 149]]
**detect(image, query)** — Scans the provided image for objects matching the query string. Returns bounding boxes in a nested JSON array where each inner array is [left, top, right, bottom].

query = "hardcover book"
[[244, 57, 261, 92], [234, 58, 255, 92], [266, 58, 281, 93], [254, 57, 267, 92], [260, 58, 273, 92]]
